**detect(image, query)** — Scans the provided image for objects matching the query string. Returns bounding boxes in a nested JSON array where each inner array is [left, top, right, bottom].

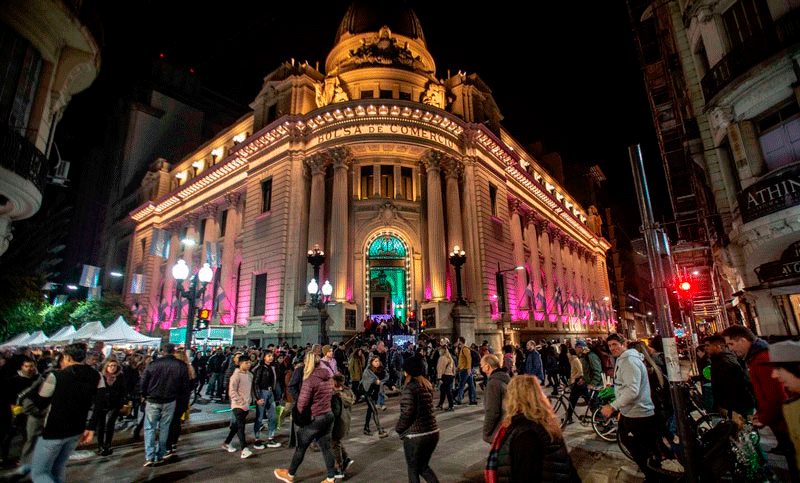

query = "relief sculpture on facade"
[[315, 76, 350, 108]]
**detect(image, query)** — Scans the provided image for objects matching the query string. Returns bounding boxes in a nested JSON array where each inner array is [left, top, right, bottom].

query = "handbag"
[[119, 401, 133, 417], [292, 403, 312, 427]]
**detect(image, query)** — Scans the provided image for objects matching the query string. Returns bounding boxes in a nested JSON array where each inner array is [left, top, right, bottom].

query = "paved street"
[[9, 394, 646, 483]]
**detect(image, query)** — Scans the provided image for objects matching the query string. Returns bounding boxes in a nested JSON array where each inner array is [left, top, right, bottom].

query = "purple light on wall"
[[549, 313, 558, 323], [425, 284, 432, 300]]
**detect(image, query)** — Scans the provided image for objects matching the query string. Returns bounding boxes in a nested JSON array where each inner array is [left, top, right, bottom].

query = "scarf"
[[484, 424, 509, 483]]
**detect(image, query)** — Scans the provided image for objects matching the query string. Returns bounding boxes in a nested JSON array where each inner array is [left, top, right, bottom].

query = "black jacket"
[[395, 379, 438, 438], [494, 415, 580, 483], [38, 364, 101, 439], [709, 351, 755, 416], [140, 355, 190, 404], [207, 352, 225, 373], [252, 362, 277, 394]]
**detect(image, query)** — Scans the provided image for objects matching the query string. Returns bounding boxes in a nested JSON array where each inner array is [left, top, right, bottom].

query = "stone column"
[[444, 158, 464, 251], [329, 147, 351, 302], [184, 214, 200, 272], [423, 150, 447, 301], [576, 247, 586, 321], [163, 224, 182, 322], [541, 221, 554, 315], [568, 240, 579, 319], [525, 213, 541, 313], [306, 153, 328, 264], [509, 199, 527, 313], [553, 229, 565, 316], [221, 193, 243, 322]]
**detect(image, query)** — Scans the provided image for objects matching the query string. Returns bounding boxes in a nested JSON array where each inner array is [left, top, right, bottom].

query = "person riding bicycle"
[[564, 340, 603, 425]]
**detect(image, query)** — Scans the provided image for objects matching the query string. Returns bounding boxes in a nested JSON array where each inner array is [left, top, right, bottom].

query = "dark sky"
[[61, 0, 667, 240]]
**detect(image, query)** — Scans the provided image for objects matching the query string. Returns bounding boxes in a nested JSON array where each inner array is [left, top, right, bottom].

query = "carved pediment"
[[345, 27, 431, 73]]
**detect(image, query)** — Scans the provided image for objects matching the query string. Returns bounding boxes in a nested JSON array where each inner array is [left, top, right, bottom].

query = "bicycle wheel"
[[616, 424, 634, 461], [552, 397, 569, 429], [591, 407, 617, 441]]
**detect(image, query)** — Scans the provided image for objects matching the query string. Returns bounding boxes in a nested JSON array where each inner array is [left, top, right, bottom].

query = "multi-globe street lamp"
[[307, 245, 333, 345], [172, 259, 213, 348], [448, 245, 467, 305]]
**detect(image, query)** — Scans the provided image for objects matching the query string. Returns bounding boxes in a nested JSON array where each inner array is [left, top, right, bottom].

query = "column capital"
[[443, 157, 464, 180], [508, 198, 524, 217], [305, 152, 330, 176], [164, 220, 184, 233], [524, 211, 542, 228], [204, 203, 219, 217], [225, 191, 243, 208], [185, 213, 200, 225], [421, 149, 447, 172], [329, 146, 352, 170], [567, 239, 580, 253]]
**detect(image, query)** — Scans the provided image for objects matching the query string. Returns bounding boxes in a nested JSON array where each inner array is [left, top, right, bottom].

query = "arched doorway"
[[365, 233, 410, 321]]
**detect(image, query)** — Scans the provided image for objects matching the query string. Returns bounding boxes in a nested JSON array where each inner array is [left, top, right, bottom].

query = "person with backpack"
[[454, 337, 477, 406], [331, 374, 354, 479], [564, 340, 602, 425]]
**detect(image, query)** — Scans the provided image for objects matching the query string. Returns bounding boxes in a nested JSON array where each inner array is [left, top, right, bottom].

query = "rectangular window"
[[179, 227, 188, 255], [379, 89, 393, 99], [360, 166, 374, 199], [380, 165, 394, 198], [360, 90, 374, 99], [199, 219, 207, 245], [267, 103, 277, 123], [489, 184, 498, 217], [758, 101, 800, 172], [252, 273, 267, 317], [723, 0, 772, 49], [220, 209, 228, 237], [401, 167, 413, 201], [261, 178, 272, 213], [399, 91, 411, 101]]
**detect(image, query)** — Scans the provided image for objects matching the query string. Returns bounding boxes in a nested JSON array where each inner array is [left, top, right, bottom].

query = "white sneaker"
[[266, 439, 281, 448], [241, 447, 253, 459], [222, 443, 236, 453]]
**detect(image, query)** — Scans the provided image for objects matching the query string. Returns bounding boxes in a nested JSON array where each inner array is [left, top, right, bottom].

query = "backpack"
[[470, 349, 481, 368]]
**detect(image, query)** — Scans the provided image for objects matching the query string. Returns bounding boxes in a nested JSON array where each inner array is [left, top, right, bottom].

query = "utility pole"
[[629, 144, 699, 483]]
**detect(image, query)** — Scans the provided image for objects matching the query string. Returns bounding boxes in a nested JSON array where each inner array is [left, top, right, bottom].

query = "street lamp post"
[[307, 245, 332, 345], [172, 259, 213, 348], [448, 245, 467, 305]]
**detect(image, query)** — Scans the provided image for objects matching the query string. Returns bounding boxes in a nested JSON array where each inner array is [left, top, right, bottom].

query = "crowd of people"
[[0, 325, 798, 482]]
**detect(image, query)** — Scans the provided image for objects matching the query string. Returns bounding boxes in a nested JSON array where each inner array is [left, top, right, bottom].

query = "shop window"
[[401, 167, 413, 200], [261, 177, 272, 213], [380, 165, 394, 198], [252, 273, 267, 317], [360, 166, 374, 199], [758, 101, 800, 172]]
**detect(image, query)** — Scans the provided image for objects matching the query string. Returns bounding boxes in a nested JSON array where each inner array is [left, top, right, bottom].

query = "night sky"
[[59, 0, 666, 244]]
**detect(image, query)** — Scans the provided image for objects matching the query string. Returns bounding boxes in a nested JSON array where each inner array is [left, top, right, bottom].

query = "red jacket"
[[297, 366, 333, 418], [746, 338, 787, 431]]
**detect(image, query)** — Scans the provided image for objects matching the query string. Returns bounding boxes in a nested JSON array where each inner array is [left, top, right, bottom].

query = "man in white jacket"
[[601, 334, 660, 482]]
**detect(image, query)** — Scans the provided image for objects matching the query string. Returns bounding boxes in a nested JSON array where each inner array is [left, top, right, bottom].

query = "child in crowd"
[[222, 357, 260, 458]]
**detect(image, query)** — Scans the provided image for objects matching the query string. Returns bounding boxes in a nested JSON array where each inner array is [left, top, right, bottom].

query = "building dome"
[[334, 0, 426, 46]]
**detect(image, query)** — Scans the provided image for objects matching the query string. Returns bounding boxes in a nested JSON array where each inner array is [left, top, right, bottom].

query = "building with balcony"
[[123, 1, 612, 347], [0, 0, 101, 257], [628, 0, 800, 336]]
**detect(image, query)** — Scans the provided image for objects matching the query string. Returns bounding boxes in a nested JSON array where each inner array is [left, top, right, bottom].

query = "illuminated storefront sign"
[[755, 240, 800, 283], [739, 165, 800, 223]]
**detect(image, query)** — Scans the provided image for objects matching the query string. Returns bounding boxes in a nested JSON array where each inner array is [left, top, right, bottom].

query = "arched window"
[[368, 235, 406, 259]]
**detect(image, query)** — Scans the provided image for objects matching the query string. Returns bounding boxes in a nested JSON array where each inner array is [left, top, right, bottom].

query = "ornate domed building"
[[124, 2, 612, 347]]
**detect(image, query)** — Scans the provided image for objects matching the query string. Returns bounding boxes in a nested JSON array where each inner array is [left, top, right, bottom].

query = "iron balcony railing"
[[0, 127, 49, 195], [702, 8, 800, 102]]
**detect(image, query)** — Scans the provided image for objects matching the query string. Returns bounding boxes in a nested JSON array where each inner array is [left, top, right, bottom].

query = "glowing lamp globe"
[[198, 263, 213, 283], [307, 278, 319, 295], [322, 280, 333, 297], [172, 260, 189, 281]]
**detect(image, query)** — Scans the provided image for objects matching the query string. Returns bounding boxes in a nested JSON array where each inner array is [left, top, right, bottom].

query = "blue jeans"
[[144, 401, 176, 461], [254, 389, 277, 440], [378, 391, 386, 407], [31, 434, 81, 483], [455, 369, 476, 404]]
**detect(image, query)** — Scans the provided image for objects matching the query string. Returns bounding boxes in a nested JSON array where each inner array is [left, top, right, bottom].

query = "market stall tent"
[[88, 317, 161, 347], [23, 331, 49, 347], [0, 332, 30, 350], [62, 321, 106, 343], [47, 326, 76, 343]]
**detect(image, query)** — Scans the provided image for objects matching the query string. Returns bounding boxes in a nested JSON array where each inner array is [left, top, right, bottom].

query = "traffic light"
[[195, 308, 211, 331], [407, 310, 415, 324], [419, 319, 426, 332], [676, 279, 693, 299]]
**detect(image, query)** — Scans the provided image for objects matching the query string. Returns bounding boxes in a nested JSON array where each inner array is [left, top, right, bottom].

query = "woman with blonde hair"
[[485, 375, 579, 483], [275, 351, 337, 483], [435, 346, 455, 411]]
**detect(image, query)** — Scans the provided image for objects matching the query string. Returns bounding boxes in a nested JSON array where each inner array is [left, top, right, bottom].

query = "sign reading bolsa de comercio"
[[755, 240, 800, 284], [738, 165, 800, 223]]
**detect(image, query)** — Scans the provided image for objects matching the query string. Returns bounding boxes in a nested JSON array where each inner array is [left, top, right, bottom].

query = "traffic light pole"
[[629, 145, 699, 483]]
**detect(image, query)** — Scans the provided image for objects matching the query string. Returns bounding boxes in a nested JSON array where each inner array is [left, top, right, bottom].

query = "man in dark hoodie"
[[480, 353, 510, 443], [31, 343, 100, 483], [723, 326, 797, 482], [704, 335, 755, 418]]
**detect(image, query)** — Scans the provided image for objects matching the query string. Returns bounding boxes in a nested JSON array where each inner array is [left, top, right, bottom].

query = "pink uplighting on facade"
[[534, 311, 545, 321], [425, 285, 432, 300]]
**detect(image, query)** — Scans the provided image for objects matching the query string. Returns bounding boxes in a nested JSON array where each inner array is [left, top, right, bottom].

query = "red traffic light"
[[678, 281, 692, 291]]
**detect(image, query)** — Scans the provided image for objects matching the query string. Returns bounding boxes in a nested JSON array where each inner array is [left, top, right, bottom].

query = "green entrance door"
[[367, 235, 408, 319]]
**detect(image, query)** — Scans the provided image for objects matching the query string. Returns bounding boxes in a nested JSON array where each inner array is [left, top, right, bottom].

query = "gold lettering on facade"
[[316, 123, 454, 148]]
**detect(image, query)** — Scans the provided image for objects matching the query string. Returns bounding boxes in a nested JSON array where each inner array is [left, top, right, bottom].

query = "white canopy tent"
[[23, 331, 49, 347], [47, 326, 76, 343], [60, 321, 106, 343], [88, 317, 161, 347], [0, 332, 30, 350]]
